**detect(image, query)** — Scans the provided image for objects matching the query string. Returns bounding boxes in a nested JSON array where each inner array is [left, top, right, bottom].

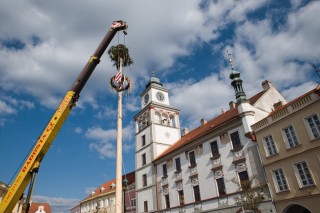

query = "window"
[[163, 164, 168, 177], [264, 135, 277, 156], [142, 135, 146, 146], [216, 178, 226, 196], [294, 161, 314, 187], [189, 151, 196, 167], [143, 174, 147, 187], [283, 125, 299, 148], [230, 131, 242, 150], [131, 198, 136, 207], [144, 201, 148, 212], [193, 185, 201, 202], [175, 157, 181, 171], [170, 115, 176, 127], [142, 153, 146, 166], [273, 169, 289, 192], [210, 141, 220, 157], [165, 194, 170, 209], [178, 190, 185, 206], [306, 114, 320, 139], [238, 170, 249, 186]]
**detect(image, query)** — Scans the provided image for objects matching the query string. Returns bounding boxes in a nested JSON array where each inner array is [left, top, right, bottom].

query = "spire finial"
[[227, 50, 235, 71], [152, 67, 155, 77]]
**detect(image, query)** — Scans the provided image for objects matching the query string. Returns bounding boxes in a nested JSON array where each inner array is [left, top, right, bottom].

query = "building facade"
[[135, 63, 286, 212], [72, 171, 136, 213], [252, 85, 320, 213]]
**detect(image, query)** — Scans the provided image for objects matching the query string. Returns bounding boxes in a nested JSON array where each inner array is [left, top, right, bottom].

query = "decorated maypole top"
[[108, 44, 133, 92]]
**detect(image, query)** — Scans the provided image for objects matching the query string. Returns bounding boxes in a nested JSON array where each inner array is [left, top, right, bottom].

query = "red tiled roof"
[[82, 171, 135, 201], [156, 107, 240, 160], [155, 90, 268, 161], [29, 202, 51, 213]]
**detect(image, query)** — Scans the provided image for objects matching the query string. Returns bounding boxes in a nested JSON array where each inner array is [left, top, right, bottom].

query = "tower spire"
[[227, 50, 247, 103]]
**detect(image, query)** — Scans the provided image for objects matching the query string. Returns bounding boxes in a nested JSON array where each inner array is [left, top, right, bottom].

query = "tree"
[[108, 44, 133, 69], [231, 176, 266, 213]]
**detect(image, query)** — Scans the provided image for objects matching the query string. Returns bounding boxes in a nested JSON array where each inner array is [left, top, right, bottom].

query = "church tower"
[[134, 73, 181, 213], [228, 51, 254, 133]]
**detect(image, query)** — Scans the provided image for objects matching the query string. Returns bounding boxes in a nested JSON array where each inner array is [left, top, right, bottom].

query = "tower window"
[[143, 174, 147, 187], [144, 201, 148, 212], [142, 135, 146, 146], [142, 153, 146, 166]]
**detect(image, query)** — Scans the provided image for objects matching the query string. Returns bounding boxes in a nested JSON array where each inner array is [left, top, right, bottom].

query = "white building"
[[135, 64, 286, 212]]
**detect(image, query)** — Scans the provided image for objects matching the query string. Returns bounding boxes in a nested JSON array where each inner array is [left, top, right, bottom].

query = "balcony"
[[161, 177, 168, 187], [232, 149, 246, 164], [189, 165, 198, 178]]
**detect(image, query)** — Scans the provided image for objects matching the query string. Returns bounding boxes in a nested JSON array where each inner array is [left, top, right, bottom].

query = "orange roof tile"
[[154, 90, 268, 161], [29, 202, 51, 213], [82, 171, 135, 201]]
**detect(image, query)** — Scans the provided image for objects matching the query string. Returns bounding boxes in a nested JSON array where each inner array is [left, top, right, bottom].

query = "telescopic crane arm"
[[0, 20, 128, 213]]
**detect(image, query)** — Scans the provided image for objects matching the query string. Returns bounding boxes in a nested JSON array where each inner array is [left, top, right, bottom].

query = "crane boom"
[[0, 20, 127, 213]]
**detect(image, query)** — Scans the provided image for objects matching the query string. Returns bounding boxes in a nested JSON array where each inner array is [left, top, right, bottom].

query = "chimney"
[[182, 128, 189, 137], [229, 101, 236, 109], [221, 108, 226, 114], [262, 80, 272, 91], [200, 118, 207, 126], [273, 101, 284, 110]]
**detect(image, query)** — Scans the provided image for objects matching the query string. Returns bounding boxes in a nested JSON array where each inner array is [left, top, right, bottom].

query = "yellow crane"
[[0, 20, 128, 213]]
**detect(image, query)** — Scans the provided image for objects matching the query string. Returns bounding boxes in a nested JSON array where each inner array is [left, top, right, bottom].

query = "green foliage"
[[231, 176, 266, 213], [107, 44, 134, 69]]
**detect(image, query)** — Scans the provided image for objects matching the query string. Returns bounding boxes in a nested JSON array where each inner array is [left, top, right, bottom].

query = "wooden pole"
[[115, 58, 123, 213]]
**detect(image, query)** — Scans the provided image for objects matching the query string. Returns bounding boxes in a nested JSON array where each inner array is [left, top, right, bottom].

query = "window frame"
[[230, 131, 242, 150], [282, 125, 299, 148], [142, 153, 146, 166], [142, 174, 147, 187], [175, 157, 181, 172], [162, 163, 168, 177], [216, 177, 226, 196], [189, 151, 196, 167], [272, 168, 289, 192], [305, 113, 320, 140], [293, 161, 315, 188], [130, 198, 136, 207], [164, 194, 170, 209], [178, 190, 185, 206], [142, 134, 146, 146], [144, 201, 148, 212], [263, 135, 278, 156], [210, 140, 220, 157], [193, 185, 201, 202]]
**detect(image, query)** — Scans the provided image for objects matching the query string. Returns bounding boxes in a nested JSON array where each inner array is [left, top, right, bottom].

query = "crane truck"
[[0, 20, 128, 213]]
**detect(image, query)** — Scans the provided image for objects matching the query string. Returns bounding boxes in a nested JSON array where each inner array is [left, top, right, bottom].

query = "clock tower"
[[134, 74, 181, 213]]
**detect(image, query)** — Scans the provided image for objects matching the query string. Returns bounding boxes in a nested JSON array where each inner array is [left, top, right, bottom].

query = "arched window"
[[162, 113, 169, 126], [155, 111, 161, 124], [169, 115, 176, 127]]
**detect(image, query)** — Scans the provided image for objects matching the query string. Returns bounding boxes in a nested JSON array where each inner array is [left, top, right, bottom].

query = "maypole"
[[108, 42, 133, 213]]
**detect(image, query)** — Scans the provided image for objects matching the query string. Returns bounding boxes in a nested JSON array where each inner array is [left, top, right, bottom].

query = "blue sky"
[[0, 0, 319, 212]]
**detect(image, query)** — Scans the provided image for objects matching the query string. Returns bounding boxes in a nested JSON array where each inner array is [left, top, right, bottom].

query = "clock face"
[[156, 92, 165, 102], [144, 93, 149, 104]]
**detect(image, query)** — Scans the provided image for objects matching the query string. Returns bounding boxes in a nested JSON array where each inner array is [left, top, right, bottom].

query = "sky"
[[0, 0, 319, 212]]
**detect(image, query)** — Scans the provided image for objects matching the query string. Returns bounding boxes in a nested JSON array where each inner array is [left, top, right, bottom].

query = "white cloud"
[[32, 195, 79, 213], [74, 127, 83, 134], [85, 123, 134, 158]]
